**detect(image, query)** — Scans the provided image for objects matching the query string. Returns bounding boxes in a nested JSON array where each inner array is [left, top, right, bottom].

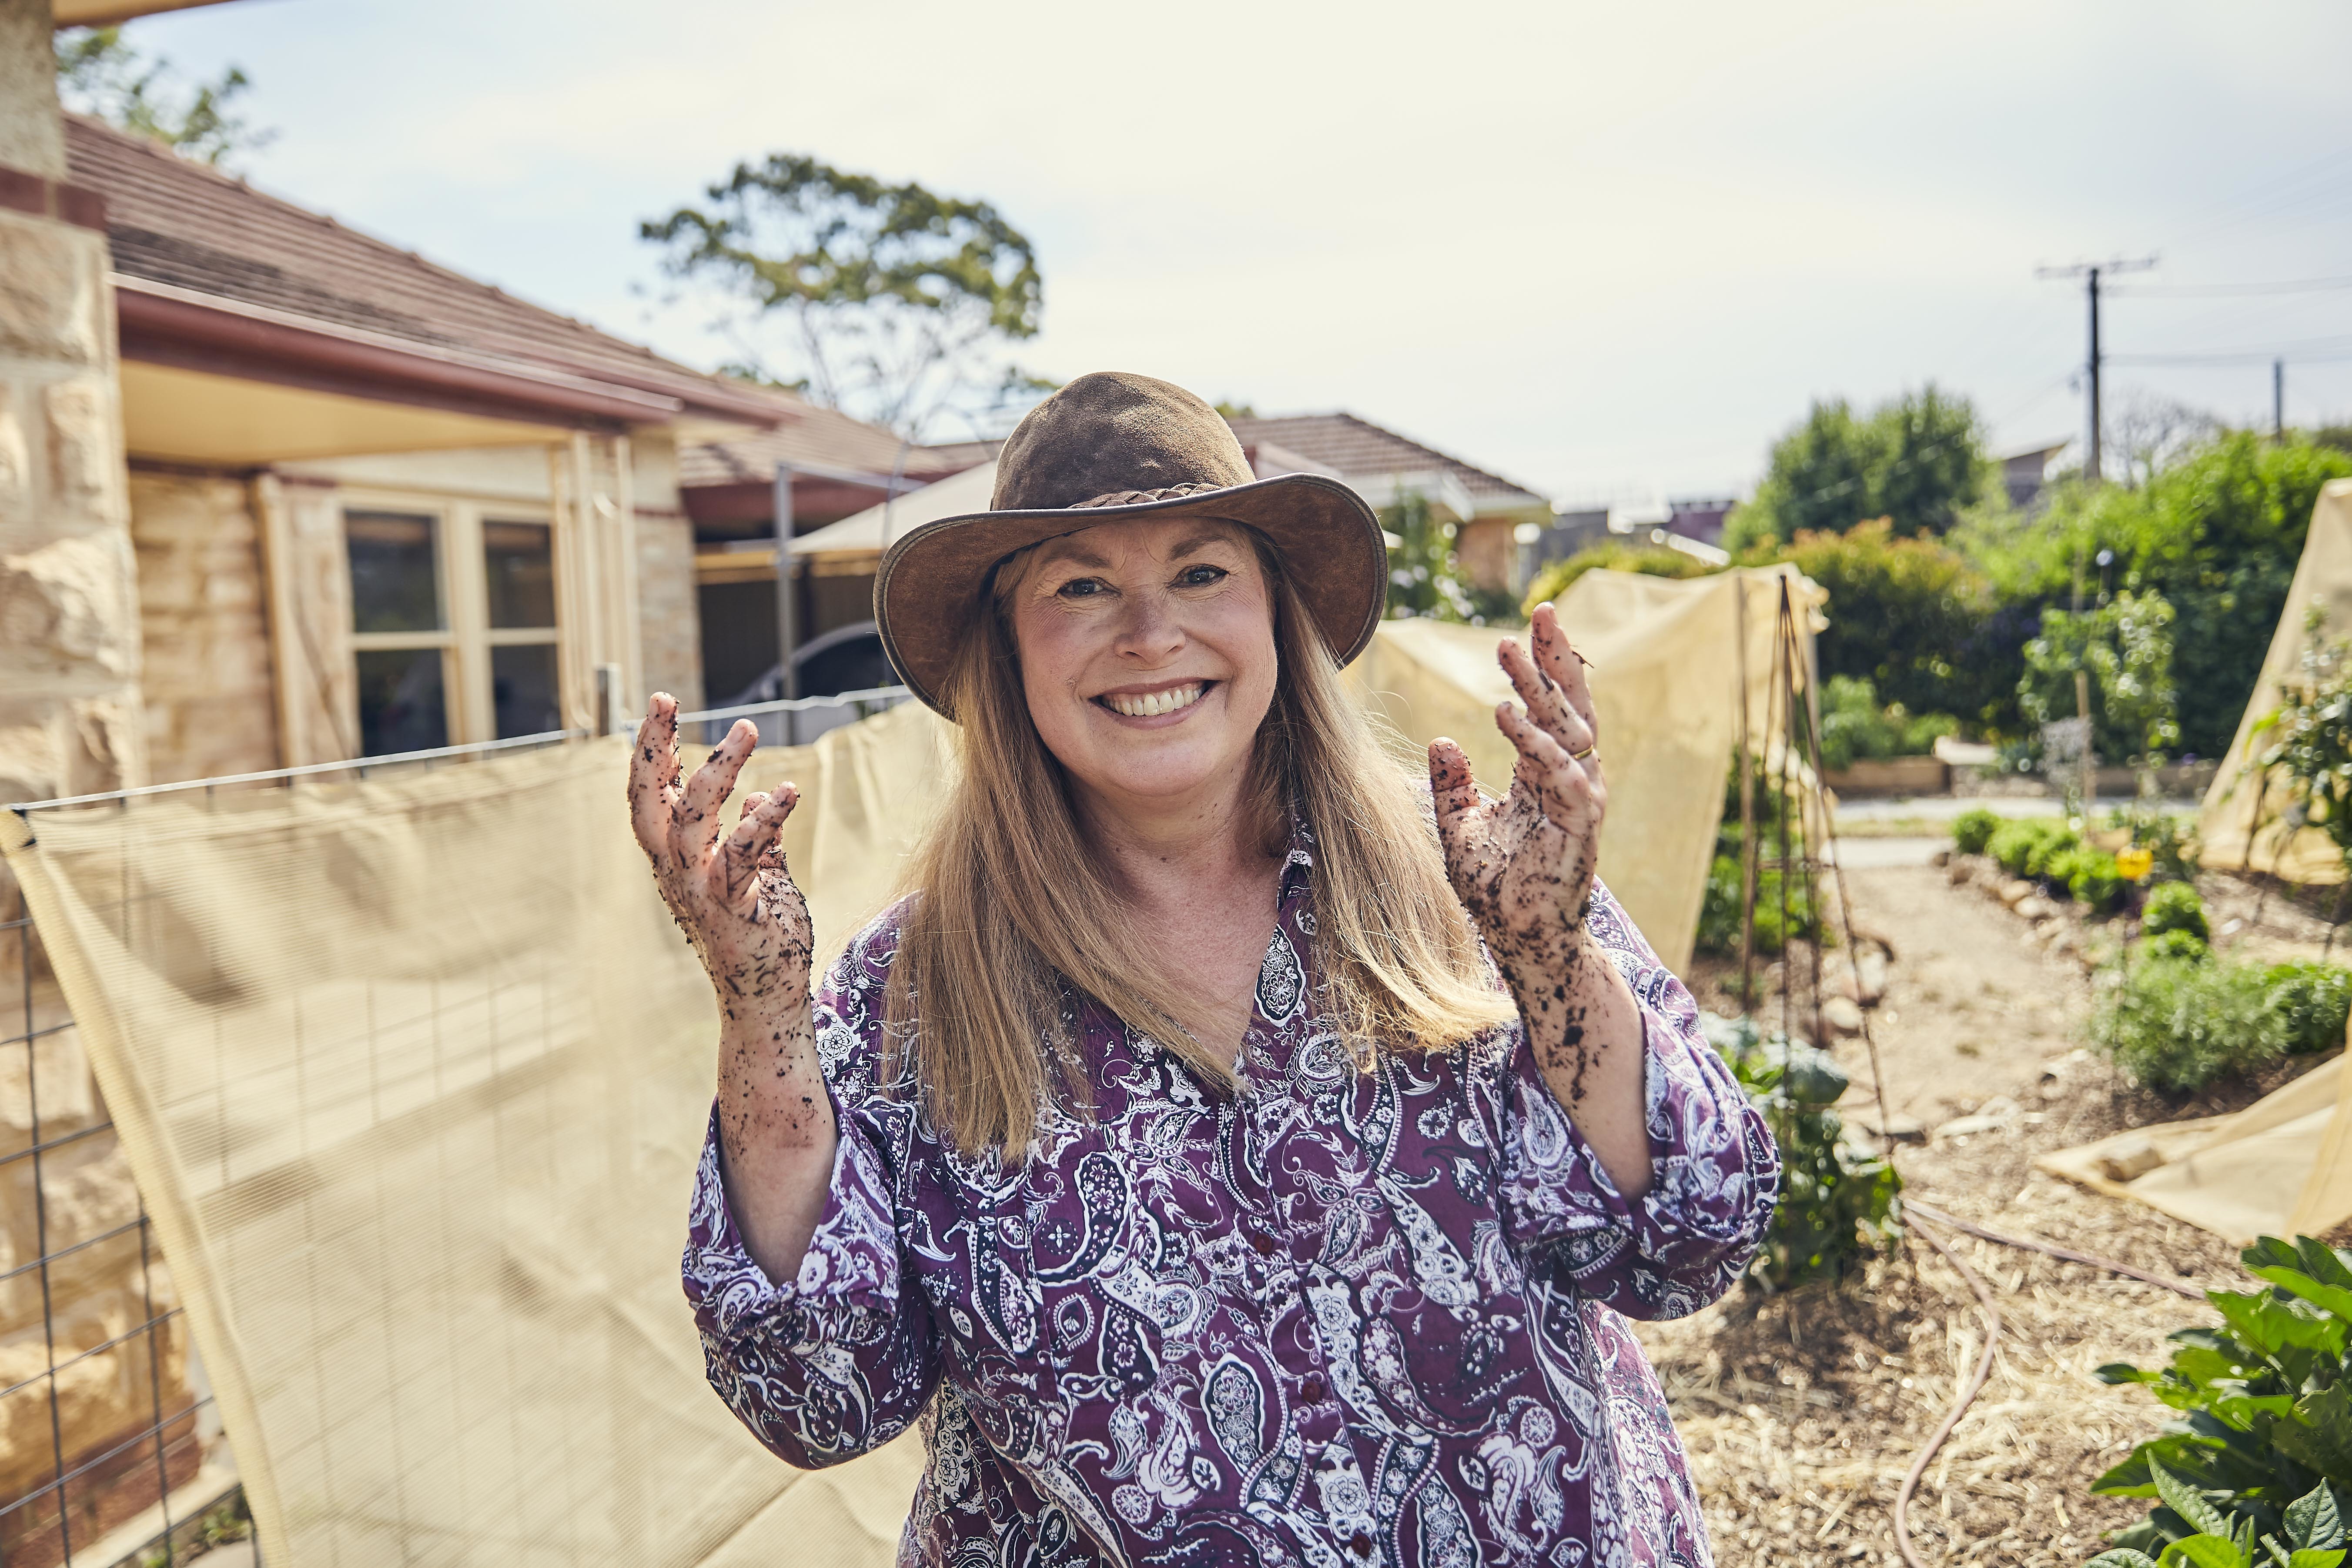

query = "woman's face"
[[1005, 515, 1278, 816]]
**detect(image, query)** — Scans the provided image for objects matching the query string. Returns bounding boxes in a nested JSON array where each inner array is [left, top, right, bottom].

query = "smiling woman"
[[628, 372, 1780, 1568]]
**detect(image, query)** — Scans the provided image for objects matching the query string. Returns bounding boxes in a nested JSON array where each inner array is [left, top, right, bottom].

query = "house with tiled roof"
[[1222, 412, 1551, 593], [12, 112, 789, 792]]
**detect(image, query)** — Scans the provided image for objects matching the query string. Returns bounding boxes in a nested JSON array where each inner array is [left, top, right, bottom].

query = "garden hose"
[[1889, 1202, 2209, 1565], [1894, 1214, 2005, 1568]]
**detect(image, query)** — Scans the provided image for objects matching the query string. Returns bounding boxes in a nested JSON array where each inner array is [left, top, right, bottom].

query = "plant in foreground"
[[2145, 881, 2213, 942], [1701, 1013, 1899, 1289], [2087, 1235, 2352, 1563]]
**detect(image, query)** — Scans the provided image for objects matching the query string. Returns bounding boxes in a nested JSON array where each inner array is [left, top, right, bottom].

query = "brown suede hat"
[[873, 371, 1387, 717]]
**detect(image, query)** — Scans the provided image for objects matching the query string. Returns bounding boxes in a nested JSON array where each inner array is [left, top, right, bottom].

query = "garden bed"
[[1666, 854, 2332, 1565]]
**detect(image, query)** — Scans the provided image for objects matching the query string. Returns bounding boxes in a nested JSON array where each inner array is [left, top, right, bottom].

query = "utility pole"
[[2038, 257, 2156, 485], [2275, 358, 2286, 439]]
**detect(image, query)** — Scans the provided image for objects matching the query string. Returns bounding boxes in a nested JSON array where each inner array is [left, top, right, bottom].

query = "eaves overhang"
[[111, 275, 784, 433]]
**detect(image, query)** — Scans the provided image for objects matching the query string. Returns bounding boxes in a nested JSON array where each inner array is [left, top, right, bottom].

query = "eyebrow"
[[1030, 526, 1243, 573]]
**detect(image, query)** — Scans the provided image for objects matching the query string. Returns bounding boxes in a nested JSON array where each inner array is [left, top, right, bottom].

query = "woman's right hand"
[[631, 696, 837, 1279], [628, 695, 814, 1030]]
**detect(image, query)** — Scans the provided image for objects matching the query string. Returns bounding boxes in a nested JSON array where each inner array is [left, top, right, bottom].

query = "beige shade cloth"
[[0, 703, 952, 1568], [0, 574, 1813, 1565], [1349, 565, 1825, 973], [2198, 477, 2352, 883], [2038, 1047, 2352, 1244]]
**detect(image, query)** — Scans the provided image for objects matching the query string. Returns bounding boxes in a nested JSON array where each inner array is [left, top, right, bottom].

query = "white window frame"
[[341, 488, 563, 750]]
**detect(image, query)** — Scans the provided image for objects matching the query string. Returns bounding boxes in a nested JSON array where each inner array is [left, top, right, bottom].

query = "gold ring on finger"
[[1571, 743, 1597, 762]]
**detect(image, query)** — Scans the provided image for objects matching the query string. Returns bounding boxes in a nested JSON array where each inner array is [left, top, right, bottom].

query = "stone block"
[[0, 215, 100, 364], [0, 381, 27, 523], [0, 532, 137, 675], [44, 377, 118, 520]]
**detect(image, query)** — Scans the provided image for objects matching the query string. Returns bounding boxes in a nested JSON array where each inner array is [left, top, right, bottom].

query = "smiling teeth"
[[1105, 683, 1204, 718]]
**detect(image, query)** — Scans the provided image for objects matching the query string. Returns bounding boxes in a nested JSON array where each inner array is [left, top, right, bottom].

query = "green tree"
[[54, 26, 271, 168], [1961, 433, 2352, 757], [1771, 519, 2004, 725], [1724, 385, 1990, 554], [1383, 491, 1482, 622], [643, 155, 1046, 438]]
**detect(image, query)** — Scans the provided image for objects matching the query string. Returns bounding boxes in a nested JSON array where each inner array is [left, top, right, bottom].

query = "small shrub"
[[1703, 1013, 1900, 1289], [2050, 846, 2125, 912], [1522, 540, 1716, 617], [2265, 960, 2352, 1056], [1818, 675, 1961, 771], [2142, 929, 2211, 964], [1951, 806, 2001, 856], [2026, 824, 2085, 879], [2144, 881, 2211, 942], [2105, 804, 2202, 884], [1990, 817, 2077, 878], [2088, 1235, 2352, 1563], [2091, 953, 2284, 1090]]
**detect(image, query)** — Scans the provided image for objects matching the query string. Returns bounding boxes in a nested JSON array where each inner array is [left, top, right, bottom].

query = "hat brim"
[[873, 472, 1387, 719]]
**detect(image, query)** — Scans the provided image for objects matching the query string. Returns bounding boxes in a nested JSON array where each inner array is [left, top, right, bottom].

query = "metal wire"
[[0, 685, 901, 1563]]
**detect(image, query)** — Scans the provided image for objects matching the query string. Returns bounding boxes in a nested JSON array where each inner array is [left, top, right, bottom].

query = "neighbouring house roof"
[[1224, 412, 1548, 516], [65, 114, 779, 431], [680, 397, 984, 490]]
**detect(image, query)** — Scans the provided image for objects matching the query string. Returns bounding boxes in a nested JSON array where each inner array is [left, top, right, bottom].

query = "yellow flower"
[[2117, 847, 2155, 882]]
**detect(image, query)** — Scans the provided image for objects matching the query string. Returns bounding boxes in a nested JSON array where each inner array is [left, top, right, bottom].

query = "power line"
[[2110, 274, 2352, 298], [2109, 335, 2352, 366]]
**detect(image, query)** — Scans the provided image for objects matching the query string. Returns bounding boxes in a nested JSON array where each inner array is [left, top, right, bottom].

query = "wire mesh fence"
[[0, 685, 903, 1568]]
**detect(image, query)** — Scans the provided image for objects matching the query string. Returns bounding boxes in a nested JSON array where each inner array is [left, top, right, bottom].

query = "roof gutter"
[[113, 277, 781, 431]]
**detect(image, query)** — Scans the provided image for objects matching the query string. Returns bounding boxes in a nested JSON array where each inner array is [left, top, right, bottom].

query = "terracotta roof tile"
[[1224, 412, 1545, 510], [679, 396, 985, 488], [65, 114, 750, 411]]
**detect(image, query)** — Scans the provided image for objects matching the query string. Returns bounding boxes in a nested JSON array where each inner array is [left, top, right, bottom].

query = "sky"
[[109, 0, 2352, 505]]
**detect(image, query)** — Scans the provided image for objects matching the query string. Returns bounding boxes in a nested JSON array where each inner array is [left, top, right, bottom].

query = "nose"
[[1111, 585, 1184, 667]]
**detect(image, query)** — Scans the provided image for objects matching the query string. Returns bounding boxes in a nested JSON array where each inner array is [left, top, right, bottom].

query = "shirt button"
[[1250, 1231, 1276, 1256], [1300, 1376, 1325, 1404], [1350, 1532, 1373, 1557]]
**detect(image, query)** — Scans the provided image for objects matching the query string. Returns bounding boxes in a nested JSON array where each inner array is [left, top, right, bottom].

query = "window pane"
[[483, 520, 556, 629], [346, 511, 443, 634], [490, 644, 562, 740], [355, 648, 448, 756]]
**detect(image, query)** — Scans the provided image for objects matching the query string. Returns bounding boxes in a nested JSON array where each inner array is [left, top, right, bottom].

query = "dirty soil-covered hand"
[[1430, 604, 1649, 1192], [629, 695, 835, 1277]]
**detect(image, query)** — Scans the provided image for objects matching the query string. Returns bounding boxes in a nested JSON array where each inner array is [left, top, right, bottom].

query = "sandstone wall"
[[128, 469, 279, 784], [631, 437, 701, 712]]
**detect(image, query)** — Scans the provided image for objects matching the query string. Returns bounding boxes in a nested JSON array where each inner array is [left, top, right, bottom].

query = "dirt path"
[[1648, 853, 2270, 1567]]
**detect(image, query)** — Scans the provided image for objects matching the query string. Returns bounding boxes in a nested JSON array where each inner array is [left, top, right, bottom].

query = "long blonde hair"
[[887, 529, 1512, 1153]]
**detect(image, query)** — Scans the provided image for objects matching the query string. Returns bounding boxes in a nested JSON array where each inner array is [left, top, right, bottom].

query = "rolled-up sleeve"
[[681, 953, 940, 1467], [1489, 880, 1780, 1320]]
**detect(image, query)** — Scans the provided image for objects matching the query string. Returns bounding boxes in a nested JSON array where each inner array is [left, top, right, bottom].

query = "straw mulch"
[[1631, 1054, 2262, 1567]]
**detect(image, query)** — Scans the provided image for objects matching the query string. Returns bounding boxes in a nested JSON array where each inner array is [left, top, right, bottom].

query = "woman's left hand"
[[1429, 601, 1606, 1000]]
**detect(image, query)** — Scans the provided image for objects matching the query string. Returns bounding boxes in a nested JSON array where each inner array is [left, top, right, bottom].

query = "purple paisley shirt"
[[684, 822, 1778, 1566]]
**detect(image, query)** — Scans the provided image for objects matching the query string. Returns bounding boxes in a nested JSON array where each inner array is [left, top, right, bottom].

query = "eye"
[[1178, 564, 1229, 588], [1055, 576, 1108, 598]]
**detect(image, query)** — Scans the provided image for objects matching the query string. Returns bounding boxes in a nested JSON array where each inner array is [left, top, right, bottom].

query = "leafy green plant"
[[2088, 1236, 2352, 1565], [2092, 953, 2287, 1090], [1696, 760, 1824, 958], [2087, 1464, 2345, 1566], [2022, 589, 2183, 778], [1701, 1013, 1900, 1289], [1817, 674, 1960, 771], [1521, 538, 1719, 617], [1990, 817, 2080, 878], [2265, 962, 2352, 1056], [2051, 845, 2127, 912], [2147, 882, 2213, 942], [2147, 930, 2214, 964], [1952, 805, 2002, 856], [2108, 804, 2205, 884], [2247, 612, 2352, 905]]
